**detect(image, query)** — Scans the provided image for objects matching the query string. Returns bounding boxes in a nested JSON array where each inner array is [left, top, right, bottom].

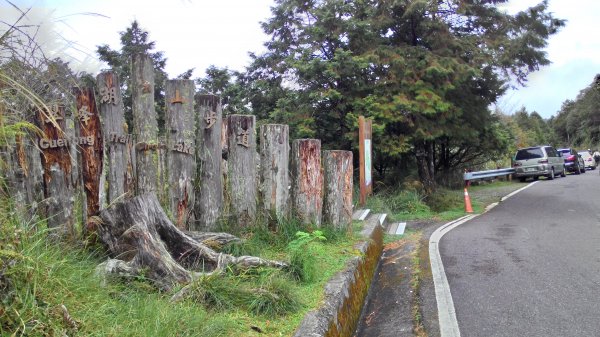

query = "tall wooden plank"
[[193, 94, 223, 231], [359, 116, 373, 206], [36, 103, 74, 235], [131, 54, 160, 196], [226, 114, 257, 229], [259, 124, 290, 222], [291, 139, 322, 226], [73, 87, 104, 222], [97, 71, 135, 205], [323, 150, 353, 229], [165, 80, 196, 229]]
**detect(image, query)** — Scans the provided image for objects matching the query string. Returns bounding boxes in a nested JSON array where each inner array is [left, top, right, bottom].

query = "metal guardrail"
[[463, 168, 515, 181]]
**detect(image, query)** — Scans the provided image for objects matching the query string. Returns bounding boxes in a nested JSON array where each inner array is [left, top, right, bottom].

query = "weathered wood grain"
[[131, 54, 159, 196], [193, 94, 223, 231], [73, 87, 104, 222], [165, 80, 196, 229], [291, 139, 323, 226], [36, 103, 74, 234], [226, 115, 257, 228], [322, 150, 353, 229], [97, 71, 135, 205], [259, 124, 290, 223]]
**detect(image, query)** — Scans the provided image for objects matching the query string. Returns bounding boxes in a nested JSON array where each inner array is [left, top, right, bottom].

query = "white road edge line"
[[429, 181, 537, 337], [500, 180, 538, 202]]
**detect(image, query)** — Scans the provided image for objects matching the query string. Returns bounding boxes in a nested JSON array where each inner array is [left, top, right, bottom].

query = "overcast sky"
[[3, 0, 600, 119]]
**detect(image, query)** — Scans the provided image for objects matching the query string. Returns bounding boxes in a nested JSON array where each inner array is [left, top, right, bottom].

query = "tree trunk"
[[226, 115, 257, 229], [165, 80, 196, 229], [259, 124, 290, 224], [415, 140, 436, 193], [94, 193, 286, 292], [97, 71, 135, 205], [322, 150, 353, 229], [291, 139, 323, 226], [193, 95, 223, 231]]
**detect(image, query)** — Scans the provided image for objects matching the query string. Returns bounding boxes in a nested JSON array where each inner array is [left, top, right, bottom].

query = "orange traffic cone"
[[464, 187, 473, 213]]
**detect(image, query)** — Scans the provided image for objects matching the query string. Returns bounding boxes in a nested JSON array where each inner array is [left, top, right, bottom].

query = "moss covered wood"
[[259, 124, 290, 223], [73, 87, 104, 223], [165, 79, 196, 229], [193, 94, 223, 231], [323, 150, 353, 229], [291, 139, 323, 226], [131, 54, 160, 196], [97, 71, 135, 205], [36, 103, 75, 233], [226, 114, 257, 228]]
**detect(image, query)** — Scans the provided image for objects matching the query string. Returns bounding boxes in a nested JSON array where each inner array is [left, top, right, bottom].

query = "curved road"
[[440, 172, 600, 336]]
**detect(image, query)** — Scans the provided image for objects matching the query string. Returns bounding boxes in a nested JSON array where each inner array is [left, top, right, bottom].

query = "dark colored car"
[[558, 148, 585, 174]]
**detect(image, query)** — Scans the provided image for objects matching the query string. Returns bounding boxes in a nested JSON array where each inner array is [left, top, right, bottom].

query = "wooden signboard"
[[359, 116, 372, 206]]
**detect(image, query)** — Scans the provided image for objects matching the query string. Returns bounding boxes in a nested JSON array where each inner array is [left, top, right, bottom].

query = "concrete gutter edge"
[[292, 214, 385, 337]]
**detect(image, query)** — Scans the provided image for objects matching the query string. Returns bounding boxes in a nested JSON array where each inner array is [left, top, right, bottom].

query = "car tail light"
[[566, 155, 575, 162], [538, 159, 548, 164]]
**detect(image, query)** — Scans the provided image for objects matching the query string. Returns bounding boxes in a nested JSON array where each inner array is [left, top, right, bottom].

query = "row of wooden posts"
[[8, 54, 355, 234]]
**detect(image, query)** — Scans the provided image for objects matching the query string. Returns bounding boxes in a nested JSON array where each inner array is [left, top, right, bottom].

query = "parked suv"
[[513, 146, 565, 182], [578, 150, 597, 170], [557, 148, 585, 174]]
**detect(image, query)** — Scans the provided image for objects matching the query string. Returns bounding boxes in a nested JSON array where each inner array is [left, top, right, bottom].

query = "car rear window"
[[515, 148, 544, 160]]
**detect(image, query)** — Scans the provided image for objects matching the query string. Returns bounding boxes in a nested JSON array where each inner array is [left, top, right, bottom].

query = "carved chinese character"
[[99, 86, 117, 105], [44, 104, 63, 123], [204, 111, 217, 129], [237, 130, 250, 148], [78, 105, 93, 126], [170, 90, 185, 104], [142, 81, 152, 94]]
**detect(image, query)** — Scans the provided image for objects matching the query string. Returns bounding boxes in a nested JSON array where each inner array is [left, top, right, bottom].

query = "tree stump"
[[97, 71, 135, 205], [322, 150, 353, 229], [94, 193, 286, 292], [193, 95, 223, 231], [259, 124, 290, 223], [165, 80, 196, 229], [291, 139, 323, 226], [226, 115, 257, 228]]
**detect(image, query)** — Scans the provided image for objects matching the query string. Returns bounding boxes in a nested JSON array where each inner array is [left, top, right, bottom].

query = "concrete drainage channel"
[[292, 210, 386, 337]]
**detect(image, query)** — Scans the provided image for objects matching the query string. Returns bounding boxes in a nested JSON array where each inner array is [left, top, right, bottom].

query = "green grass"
[[0, 207, 361, 337]]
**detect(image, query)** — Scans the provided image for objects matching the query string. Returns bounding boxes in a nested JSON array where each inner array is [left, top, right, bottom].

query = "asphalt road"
[[441, 172, 600, 337]]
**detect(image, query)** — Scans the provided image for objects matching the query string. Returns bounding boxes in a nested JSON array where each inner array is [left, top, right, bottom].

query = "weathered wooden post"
[[193, 95, 223, 231], [358, 116, 373, 206], [73, 87, 104, 224], [97, 71, 135, 205], [165, 79, 195, 229], [322, 150, 353, 228], [36, 103, 75, 235], [259, 124, 290, 223], [291, 139, 323, 226], [132, 54, 160, 196], [226, 115, 257, 228]]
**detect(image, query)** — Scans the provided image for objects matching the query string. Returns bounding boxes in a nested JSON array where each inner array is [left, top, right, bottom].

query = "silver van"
[[512, 146, 565, 182]]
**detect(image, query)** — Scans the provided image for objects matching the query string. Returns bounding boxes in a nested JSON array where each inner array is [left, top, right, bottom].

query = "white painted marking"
[[395, 222, 406, 235], [430, 181, 537, 337], [378, 213, 387, 226], [359, 209, 370, 221], [500, 181, 538, 202]]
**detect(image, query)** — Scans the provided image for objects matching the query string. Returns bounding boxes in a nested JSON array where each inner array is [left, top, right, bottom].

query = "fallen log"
[[94, 193, 286, 291]]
